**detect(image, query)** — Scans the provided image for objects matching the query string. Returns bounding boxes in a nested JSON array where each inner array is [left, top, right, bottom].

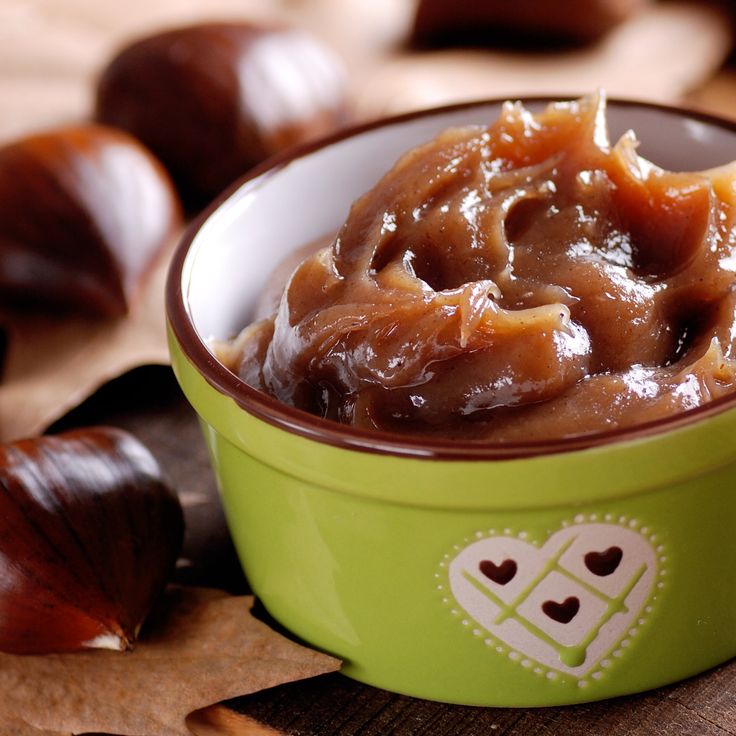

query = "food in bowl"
[[220, 93, 736, 442], [168, 97, 736, 707]]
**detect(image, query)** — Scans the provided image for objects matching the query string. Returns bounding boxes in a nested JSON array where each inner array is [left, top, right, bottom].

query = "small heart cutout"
[[479, 559, 517, 585], [542, 596, 580, 624], [585, 546, 623, 577]]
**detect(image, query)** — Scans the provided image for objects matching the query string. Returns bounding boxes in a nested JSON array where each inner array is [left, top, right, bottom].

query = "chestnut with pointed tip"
[[95, 22, 350, 209], [0, 125, 182, 317], [0, 427, 184, 654]]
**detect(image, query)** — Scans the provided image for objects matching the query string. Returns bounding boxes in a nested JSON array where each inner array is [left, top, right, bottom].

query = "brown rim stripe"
[[166, 96, 736, 461]]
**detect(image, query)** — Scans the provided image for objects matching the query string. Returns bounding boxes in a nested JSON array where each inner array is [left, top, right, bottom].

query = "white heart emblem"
[[448, 522, 659, 679]]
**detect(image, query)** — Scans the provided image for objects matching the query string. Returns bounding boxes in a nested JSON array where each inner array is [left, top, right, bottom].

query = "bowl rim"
[[166, 94, 736, 461]]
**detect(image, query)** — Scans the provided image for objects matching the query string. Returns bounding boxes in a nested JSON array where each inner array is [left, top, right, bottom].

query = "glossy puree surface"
[[226, 94, 736, 441]]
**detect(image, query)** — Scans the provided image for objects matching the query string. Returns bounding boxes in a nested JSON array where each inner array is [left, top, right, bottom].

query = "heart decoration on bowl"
[[479, 558, 517, 585], [446, 520, 662, 682], [542, 596, 581, 624]]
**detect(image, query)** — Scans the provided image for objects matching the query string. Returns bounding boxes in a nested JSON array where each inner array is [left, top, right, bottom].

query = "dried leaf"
[[0, 721, 68, 736], [0, 587, 340, 736], [0, 238, 176, 442]]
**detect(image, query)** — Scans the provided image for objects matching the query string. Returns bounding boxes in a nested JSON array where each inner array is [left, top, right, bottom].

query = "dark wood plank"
[[52, 366, 736, 736], [224, 669, 736, 736]]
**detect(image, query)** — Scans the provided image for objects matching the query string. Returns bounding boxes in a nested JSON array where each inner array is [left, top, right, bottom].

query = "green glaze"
[[169, 330, 736, 706]]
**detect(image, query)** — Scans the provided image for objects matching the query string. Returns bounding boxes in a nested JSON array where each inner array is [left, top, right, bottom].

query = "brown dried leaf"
[[0, 721, 68, 736], [0, 587, 340, 736], [0, 238, 176, 442]]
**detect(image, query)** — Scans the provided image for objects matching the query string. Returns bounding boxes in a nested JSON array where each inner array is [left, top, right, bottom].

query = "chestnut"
[[95, 22, 350, 209], [411, 0, 650, 47], [0, 427, 184, 654], [0, 125, 182, 318]]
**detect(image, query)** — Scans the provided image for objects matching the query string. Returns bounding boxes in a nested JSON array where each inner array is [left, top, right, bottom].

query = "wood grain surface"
[[52, 366, 736, 736]]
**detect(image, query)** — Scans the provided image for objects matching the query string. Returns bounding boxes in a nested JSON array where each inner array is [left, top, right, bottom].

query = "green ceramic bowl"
[[167, 98, 736, 706]]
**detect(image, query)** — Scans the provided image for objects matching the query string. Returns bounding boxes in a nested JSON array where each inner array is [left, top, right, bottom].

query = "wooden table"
[[52, 365, 736, 736]]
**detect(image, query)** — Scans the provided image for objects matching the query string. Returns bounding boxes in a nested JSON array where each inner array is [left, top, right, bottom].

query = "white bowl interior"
[[182, 101, 736, 343]]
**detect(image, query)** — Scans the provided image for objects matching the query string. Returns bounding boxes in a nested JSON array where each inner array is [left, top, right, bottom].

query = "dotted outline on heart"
[[435, 513, 668, 688]]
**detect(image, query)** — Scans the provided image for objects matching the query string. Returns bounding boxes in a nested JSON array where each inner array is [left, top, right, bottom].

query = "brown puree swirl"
[[223, 94, 736, 442]]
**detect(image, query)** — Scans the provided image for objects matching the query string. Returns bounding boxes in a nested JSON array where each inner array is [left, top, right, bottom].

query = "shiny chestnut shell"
[[0, 427, 184, 654], [0, 124, 181, 318], [95, 22, 350, 209]]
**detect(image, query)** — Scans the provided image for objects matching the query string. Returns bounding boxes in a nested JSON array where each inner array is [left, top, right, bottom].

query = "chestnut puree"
[[227, 94, 736, 442]]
